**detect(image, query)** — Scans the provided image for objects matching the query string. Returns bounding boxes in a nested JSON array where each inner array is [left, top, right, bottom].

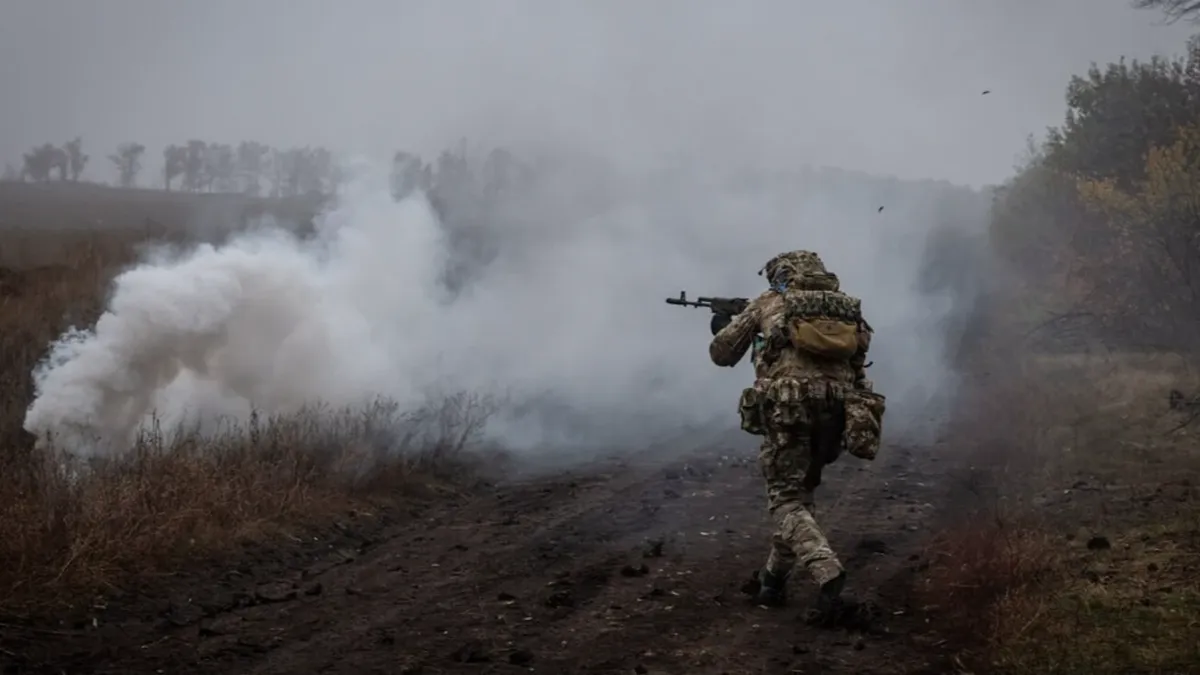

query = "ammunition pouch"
[[763, 376, 810, 428], [738, 387, 767, 435], [843, 389, 886, 461]]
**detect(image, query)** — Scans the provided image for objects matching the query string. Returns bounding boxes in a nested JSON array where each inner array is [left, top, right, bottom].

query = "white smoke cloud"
[[23, 154, 988, 459]]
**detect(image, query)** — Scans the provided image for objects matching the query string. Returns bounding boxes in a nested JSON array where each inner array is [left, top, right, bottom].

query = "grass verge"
[[921, 349, 1200, 674], [0, 396, 496, 618]]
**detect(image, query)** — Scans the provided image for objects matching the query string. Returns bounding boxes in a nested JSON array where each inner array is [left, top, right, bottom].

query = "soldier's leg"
[[752, 428, 802, 606], [761, 426, 843, 589], [805, 399, 850, 607], [780, 496, 844, 587], [804, 397, 848, 549], [760, 430, 799, 580]]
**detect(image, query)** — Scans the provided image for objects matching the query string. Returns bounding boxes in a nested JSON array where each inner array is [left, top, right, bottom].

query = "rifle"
[[665, 291, 750, 335]]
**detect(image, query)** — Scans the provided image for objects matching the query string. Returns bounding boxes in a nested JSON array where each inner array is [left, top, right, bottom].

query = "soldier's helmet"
[[761, 250, 833, 288]]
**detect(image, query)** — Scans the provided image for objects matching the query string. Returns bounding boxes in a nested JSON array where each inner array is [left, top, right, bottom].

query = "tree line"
[[988, 5, 1200, 352], [2, 135, 537, 206], [7, 138, 90, 184], [6, 139, 347, 198]]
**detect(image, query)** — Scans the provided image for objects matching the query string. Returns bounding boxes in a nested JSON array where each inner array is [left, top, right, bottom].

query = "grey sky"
[[0, 0, 1191, 187]]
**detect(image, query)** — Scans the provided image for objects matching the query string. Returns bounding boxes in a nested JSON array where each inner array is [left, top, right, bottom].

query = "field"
[[2, 183, 1199, 675]]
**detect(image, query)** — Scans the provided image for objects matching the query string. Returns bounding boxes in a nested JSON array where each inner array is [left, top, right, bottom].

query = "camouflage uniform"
[[709, 250, 884, 607]]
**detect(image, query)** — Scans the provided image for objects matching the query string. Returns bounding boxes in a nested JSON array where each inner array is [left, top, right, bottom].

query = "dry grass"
[[922, 344, 1200, 673], [990, 520, 1200, 674], [0, 185, 489, 618], [919, 515, 1061, 640]]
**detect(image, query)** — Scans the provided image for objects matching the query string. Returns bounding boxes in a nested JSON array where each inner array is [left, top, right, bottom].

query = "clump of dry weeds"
[[918, 512, 1060, 638], [0, 214, 493, 618]]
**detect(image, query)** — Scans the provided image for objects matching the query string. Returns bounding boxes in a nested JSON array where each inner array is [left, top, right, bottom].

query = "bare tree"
[[204, 143, 237, 192], [108, 142, 146, 188], [163, 145, 187, 191], [300, 146, 335, 195], [270, 147, 312, 197], [236, 141, 270, 195], [182, 140, 208, 192], [63, 137, 88, 181], [1133, 0, 1200, 22]]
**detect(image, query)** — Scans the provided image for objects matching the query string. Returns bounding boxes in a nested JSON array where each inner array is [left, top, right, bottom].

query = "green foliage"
[[1045, 53, 1198, 186], [989, 33, 1200, 350], [1075, 124, 1200, 344], [989, 157, 1078, 282]]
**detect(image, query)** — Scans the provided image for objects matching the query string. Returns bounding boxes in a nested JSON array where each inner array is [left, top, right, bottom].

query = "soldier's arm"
[[708, 296, 763, 368], [851, 315, 873, 389]]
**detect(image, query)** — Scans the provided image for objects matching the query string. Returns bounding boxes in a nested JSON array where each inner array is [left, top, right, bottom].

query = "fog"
[[6, 1, 1194, 458], [0, 1, 1189, 186]]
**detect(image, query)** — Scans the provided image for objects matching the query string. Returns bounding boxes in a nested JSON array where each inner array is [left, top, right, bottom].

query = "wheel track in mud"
[[4, 438, 958, 675]]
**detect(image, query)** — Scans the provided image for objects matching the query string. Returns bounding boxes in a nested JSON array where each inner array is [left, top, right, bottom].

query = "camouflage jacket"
[[709, 282, 872, 393]]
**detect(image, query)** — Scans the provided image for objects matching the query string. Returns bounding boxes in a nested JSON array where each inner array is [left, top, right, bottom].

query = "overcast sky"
[[0, 0, 1191, 187]]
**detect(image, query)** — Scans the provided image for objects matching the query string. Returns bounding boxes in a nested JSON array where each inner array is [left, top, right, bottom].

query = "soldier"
[[709, 250, 886, 611]]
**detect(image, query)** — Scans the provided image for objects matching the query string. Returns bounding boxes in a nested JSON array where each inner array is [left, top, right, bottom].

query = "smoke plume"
[[24, 153, 990, 458]]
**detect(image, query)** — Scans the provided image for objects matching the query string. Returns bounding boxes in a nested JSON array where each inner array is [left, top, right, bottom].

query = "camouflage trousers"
[[759, 397, 846, 586]]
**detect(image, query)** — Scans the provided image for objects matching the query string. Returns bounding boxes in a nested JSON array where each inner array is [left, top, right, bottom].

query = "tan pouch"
[[843, 389, 886, 461], [790, 318, 860, 360], [737, 387, 767, 436]]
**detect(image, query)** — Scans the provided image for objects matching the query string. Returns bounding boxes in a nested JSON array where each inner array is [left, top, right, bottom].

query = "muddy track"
[[4, 439, 956, 675]]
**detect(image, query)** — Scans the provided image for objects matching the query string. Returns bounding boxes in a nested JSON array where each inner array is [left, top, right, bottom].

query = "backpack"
[[780, 290, 863, 360]]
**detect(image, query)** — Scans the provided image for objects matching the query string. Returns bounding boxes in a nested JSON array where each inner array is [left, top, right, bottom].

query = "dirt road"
[[5, 438, 957, 675]]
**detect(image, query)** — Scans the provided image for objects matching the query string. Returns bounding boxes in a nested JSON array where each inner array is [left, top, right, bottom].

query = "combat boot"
[[755, 568, 791, 607], [815, 569, 846, 615]]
